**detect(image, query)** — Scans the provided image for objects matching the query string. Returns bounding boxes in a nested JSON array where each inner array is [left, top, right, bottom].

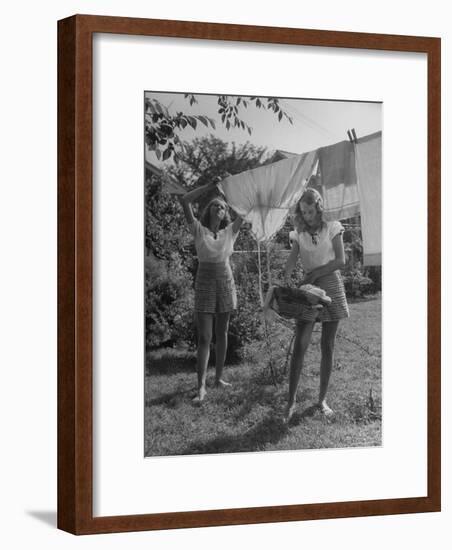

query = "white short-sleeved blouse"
[[189, 219, 239, 262], [289, 220, 344, 272]]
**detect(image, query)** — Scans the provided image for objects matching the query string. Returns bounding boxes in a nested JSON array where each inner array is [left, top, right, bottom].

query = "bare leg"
[[193, 312, 213, 402], [318, 321, 339, 414], [285, 321, 314, 422], [214, 312, 232, 387]]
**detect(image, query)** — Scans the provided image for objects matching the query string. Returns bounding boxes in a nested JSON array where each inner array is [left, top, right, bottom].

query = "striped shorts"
[[296, 270, 349, 324], [194, 261, 237, 314]]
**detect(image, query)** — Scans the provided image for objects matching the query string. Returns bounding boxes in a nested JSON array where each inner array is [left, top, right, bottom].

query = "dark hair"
[[293, 188, 325, 233], [199, 198, 231, 230]]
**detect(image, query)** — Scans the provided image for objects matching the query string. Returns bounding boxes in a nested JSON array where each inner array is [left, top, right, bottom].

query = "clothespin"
[[347, 129, 358, 144]]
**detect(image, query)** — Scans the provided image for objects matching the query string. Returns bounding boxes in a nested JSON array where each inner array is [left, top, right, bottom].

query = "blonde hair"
[[293, 188, 325, 233]]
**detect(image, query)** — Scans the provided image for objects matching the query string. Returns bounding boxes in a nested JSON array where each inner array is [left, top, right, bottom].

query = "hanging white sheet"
[[355, 131, 382, 266], [317, 140, 360, 221], [218, 151, 317, 241]]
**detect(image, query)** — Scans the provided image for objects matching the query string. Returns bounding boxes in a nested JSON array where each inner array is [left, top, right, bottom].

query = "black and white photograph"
[[144, 91, 382, 457], [2, 0, 446, 544]]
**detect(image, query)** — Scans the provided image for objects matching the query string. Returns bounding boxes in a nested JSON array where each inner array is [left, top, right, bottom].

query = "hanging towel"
[[355, 131, 382, 266], [218, 150, 317, 241], [318, 140, 360, 221]]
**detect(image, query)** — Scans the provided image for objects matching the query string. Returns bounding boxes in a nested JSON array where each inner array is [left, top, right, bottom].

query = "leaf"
[[146, 100, 155, 114], [208, 118, 216, 129], [155, 149, 162, 160], [162, 148, 171, 161], [160, 123, 173, 137], [180, 118, 187, 129], [198, 116, 209, 127], [278, 111, 283, 121], [247, 126, 252, 135], [236, 97, 241, 106], [187, 116, 197, 129], [256, 98, 262, 108]]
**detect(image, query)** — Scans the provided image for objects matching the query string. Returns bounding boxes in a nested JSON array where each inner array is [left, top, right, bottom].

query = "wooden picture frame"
[[58, 14, 441, 535]]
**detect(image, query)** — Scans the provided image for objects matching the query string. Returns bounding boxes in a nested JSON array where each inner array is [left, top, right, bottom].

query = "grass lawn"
[[144, 295, 382, 457]]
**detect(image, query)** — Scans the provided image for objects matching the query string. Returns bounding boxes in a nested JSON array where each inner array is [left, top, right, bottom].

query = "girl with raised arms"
[[180, 181, 243, 403]]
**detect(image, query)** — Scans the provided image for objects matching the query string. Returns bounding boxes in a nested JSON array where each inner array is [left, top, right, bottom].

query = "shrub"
[[146, 253, 195, 350], [342, 269, 374, 298], [228, 283, 263, 362], [223, 255, 264, 362], [366, 265, 382, 293]]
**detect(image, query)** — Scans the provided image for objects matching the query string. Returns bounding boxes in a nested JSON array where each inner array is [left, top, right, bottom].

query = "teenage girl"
[[181, 182, 243, 402], [283, 188, 349, 422]]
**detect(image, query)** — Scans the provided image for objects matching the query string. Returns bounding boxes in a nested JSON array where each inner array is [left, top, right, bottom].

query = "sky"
[[145, 91, 382, 166]]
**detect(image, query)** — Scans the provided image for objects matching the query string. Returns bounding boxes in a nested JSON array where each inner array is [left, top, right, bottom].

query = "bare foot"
[[318, 401, 334, 416], [192, 386, 207, 404], [284, 403, 297, 424], [215, 379, 232, 389]]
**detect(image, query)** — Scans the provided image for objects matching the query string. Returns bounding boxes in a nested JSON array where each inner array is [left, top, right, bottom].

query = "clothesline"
[[219, 131, 381, 266]]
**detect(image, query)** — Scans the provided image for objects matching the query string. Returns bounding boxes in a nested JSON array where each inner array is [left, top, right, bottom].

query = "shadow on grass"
[[180, 413, 288, 455], [231, 381, 282, 419], [145, 386, 197, 408], [287, 401, 382, 427], [146, 352, 248, 378], [286, 404, 325, 427], [146, 353, 197, 377]]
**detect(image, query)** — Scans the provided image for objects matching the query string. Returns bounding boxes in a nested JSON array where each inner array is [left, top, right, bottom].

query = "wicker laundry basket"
[[268, 285, 331, 321]]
